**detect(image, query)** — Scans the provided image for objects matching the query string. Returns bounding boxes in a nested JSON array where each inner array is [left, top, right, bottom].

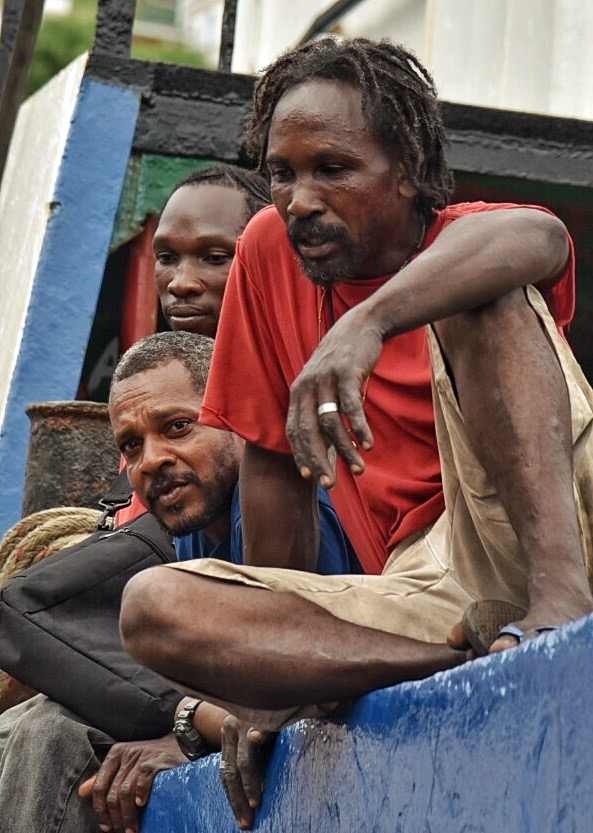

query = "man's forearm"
[[240, 443, 319, 571]]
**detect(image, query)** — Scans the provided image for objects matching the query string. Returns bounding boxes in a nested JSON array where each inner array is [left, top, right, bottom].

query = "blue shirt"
[[175, 485, 361, 574]]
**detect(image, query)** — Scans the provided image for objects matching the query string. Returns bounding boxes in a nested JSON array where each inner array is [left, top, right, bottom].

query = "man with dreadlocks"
[[119, 38, 593, 828]]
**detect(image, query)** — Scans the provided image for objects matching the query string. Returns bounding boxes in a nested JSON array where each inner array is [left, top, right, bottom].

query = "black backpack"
[[0, 499, 182, 741]]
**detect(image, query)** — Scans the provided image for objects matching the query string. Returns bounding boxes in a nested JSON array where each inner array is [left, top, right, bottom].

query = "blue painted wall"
[[142, 613, 593, 832], [0, 78, 139, 535]]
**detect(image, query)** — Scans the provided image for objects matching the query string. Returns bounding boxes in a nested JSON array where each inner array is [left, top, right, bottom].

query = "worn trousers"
[[0, 695, 113, 833]]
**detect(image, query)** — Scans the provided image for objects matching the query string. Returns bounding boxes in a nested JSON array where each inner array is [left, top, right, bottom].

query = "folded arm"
[[287, 208, 570, 485]]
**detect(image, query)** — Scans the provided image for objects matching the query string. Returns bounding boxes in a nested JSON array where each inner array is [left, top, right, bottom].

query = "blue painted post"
[[0, 77, 139, 535]]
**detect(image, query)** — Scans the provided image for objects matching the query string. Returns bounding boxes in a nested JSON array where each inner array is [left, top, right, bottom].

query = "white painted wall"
[[425, 0, 593, 121], [0, 54, 87, 428], [179, 0, 223, 65], [184, 0, 593, 122]]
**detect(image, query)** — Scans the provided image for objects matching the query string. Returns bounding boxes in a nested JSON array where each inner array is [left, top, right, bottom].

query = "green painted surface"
[[111, 153, 216, 248], [455, 171, 593, 210]]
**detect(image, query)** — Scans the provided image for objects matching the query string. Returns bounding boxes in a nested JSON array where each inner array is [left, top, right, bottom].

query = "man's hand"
[[286, 305, 383, 488], [78, 733, 188, 833], [219, 715, 277, 830]]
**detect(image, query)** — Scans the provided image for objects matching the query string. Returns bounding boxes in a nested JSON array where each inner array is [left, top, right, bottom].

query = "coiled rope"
[[0, 507, 100, 712]]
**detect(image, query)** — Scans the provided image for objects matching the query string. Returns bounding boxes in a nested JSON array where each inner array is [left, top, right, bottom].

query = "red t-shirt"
[[200, 202, 575, 574]]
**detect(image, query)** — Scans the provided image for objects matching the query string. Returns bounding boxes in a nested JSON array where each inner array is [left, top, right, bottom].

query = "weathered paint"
[[111, 154, 216, 249], [87, 54, 256, 160], [92, 0, 134, 57], [0, 54, 88, 433], [442, 100, 593, 188], [142, 612, 593, 833], [0, 77, 139, 536]]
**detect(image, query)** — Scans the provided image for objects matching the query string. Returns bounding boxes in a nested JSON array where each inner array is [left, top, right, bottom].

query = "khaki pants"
[[169, 286, 593, 728]]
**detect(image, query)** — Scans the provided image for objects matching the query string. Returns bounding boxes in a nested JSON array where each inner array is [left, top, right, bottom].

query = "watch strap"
[[173, 698, 210, 760]]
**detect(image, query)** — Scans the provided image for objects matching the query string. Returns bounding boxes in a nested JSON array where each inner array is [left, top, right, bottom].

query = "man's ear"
[[396, 162, 418, 199]]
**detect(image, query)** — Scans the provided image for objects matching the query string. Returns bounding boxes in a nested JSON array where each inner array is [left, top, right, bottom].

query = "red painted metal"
[[120, 215, 159, 353]]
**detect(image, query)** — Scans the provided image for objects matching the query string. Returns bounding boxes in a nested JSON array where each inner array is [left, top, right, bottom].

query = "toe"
[[489, 634, 521, 654]]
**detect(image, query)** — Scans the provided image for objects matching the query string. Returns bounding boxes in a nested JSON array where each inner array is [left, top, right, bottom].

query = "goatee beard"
[[288, 218, 362, 285]]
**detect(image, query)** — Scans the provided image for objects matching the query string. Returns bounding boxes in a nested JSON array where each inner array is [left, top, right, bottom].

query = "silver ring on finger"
[[317, 401, 339, 417]]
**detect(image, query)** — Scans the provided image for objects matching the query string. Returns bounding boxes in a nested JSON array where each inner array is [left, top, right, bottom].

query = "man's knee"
[[435, 287, 532, 358], [432, 287, 558, 396], [7, 698, 87, 753], [120, 566, 173, 656]]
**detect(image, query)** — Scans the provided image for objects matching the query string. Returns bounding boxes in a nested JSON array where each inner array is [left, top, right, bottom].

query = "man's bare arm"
[[240, 442, 319, 571]]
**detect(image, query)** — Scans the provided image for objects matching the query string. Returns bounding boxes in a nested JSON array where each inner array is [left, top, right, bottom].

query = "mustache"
[[287, 218, 352, 249], [146, 472, 203, 504]]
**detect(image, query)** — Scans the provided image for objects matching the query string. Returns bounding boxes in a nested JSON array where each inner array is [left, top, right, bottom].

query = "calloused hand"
[[78, 733, 188, 832], [219, 715, 277, 830], [286, 305, 383, 488]]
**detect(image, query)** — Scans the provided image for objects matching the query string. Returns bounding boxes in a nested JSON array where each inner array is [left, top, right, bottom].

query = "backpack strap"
[[97, 469, 133, 531]]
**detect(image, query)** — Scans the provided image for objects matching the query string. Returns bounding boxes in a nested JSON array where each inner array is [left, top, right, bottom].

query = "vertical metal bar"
[[297, 0, 363, 45], [0, 0, 46, 187], [92, 0, 137, 57], [218, 0, 239, 72]]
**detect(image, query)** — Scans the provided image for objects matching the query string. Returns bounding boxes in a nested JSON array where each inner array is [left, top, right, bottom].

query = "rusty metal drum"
[[22, 401, 120, 516]]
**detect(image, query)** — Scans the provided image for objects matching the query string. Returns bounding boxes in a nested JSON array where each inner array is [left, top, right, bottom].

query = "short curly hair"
[[246, 37, 454, 221], [110, 331, 214, 398]]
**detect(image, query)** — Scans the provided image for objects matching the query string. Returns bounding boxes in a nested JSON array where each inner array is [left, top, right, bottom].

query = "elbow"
[[523, 209, 570, 283]]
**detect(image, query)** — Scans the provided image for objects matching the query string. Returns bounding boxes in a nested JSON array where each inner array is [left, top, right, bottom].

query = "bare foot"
[[450, 595, 593, 657]]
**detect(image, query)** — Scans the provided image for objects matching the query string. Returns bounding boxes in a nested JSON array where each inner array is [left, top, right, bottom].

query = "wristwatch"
[[173, 698, 210, 760]]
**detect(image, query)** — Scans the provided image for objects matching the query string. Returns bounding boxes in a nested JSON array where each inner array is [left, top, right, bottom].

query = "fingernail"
[[99, 826, 110, 832]]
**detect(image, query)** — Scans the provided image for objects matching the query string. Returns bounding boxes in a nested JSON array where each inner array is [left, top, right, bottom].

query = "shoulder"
[[433, 200, 562, 222], [434, 200, 525, 223], [234, 205, 300, 289], [426, 201, 562, 244], [240, 204, 287, 247]]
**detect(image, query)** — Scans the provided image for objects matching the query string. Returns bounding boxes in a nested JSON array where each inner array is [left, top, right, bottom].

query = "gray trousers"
[[0, 695, 113, 833]]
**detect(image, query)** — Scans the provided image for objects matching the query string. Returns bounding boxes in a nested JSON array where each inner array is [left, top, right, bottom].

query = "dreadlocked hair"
[[170, 163, 271, 221], [246, 37, 454, 221]]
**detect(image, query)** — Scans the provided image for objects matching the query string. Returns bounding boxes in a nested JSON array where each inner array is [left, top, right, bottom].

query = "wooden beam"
[[0, 0, 46, 186]]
